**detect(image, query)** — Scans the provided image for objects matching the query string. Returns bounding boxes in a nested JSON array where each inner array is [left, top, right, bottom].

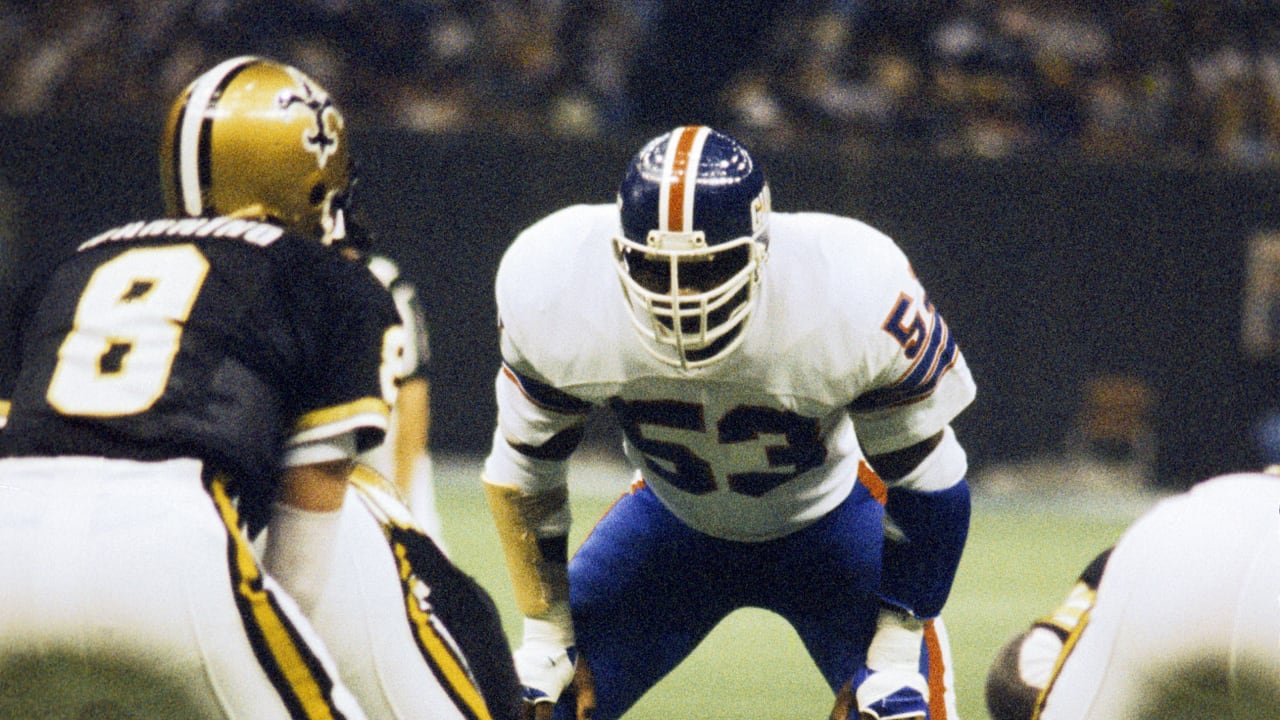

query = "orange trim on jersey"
[[857, 460, 888, 505], [925, 619, 949, 720], [500, 364, 519, 387], [666, 127, 700, 231]]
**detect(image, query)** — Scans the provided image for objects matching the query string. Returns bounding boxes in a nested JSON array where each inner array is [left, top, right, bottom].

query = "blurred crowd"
[[5, 0, 1280, 165]]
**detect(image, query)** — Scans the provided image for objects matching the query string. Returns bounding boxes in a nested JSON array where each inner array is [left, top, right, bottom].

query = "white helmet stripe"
[[177, 55, 259, 217], [658, 125, 711, 233]]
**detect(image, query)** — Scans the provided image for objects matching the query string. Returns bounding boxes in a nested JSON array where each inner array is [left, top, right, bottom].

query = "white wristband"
[[866, 606, 924, 673], [523, 601, 576, 648]]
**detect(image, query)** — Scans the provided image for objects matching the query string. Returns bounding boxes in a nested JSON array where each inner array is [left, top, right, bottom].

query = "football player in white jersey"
[[986, 469, 1280, 720], [481, 125, 977, 720]]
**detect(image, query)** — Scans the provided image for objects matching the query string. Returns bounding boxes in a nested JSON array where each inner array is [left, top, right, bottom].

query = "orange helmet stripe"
[[658, 125, 711, 234]]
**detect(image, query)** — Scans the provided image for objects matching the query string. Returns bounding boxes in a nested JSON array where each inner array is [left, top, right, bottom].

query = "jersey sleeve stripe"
[[289, 397, 390, 442], [850, 317, 960, 411], [501, 362, 592, 415]]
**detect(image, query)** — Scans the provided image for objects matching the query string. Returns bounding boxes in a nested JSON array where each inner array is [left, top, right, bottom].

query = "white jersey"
[[1038, 472, 1280, 720], [487, 204, 976, 541]]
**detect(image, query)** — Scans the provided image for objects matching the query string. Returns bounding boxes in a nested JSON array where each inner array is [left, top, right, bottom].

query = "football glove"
[[853, 665, 928, 720], [513, 614, 577, 707], [854, 605, 929, 720]]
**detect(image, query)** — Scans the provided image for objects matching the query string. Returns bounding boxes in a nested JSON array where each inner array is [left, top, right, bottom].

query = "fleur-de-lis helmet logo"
[[278, 67, 341, 168]]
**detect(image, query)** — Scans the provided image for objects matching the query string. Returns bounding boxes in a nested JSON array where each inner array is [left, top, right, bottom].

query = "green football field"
[[434, 455, 1154, 720]]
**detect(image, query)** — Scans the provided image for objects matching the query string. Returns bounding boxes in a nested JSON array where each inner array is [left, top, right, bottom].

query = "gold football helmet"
[[160, 56, 351, 244]]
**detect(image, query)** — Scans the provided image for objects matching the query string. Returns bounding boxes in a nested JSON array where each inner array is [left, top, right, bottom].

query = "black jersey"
[[0, 216, 402, 518]]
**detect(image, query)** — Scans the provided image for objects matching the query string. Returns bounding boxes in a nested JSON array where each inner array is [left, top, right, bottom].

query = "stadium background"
[[4, 2, 1280, 717], [1, 113, 1271, 719], [4, 120, 1280, 490]]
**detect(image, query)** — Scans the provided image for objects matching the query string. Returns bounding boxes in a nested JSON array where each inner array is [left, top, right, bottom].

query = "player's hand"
[[513, 640, 576, 718], [513, 644, 597, 720], [851, 665, 928, 720]]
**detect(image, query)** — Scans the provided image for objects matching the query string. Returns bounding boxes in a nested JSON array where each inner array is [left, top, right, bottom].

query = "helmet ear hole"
[[309, 183, 326, 206]]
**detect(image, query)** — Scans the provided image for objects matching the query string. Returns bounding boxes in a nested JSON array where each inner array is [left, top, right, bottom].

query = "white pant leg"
[[308, 484, 479, 720], [0, 457, 366, 720], [1039, 475, 1280, 720]]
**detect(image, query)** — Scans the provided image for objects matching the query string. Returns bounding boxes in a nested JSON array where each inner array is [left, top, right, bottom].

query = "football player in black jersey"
[[166, 55, 521, 720], [0, 56, 505, 720]]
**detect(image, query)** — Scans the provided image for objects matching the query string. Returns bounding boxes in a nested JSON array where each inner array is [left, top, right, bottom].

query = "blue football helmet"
[[613, 125, 770, 369]]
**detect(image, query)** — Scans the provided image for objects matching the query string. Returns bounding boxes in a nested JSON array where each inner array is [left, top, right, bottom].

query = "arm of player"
[[392, 375, 429, 498], [483, 442, 586, 716], [262, 423, 373, 615], [263, 458, 350, 615], [484, 355, 594, 714], [845, 425, 970, 720], [482, 478, 578, 704], [869, 425, 970, 619]]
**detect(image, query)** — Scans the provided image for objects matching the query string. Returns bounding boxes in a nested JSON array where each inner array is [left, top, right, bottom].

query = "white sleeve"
[[884, 424, 968, 492], [482, 363, 583, 499], [281, 431, 357, 468], [262, 502, 342, 614]]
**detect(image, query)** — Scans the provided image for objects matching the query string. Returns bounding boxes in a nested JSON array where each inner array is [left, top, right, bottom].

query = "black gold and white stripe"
[[208, 475, 359, 719], [166, 55, 260, 218]]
